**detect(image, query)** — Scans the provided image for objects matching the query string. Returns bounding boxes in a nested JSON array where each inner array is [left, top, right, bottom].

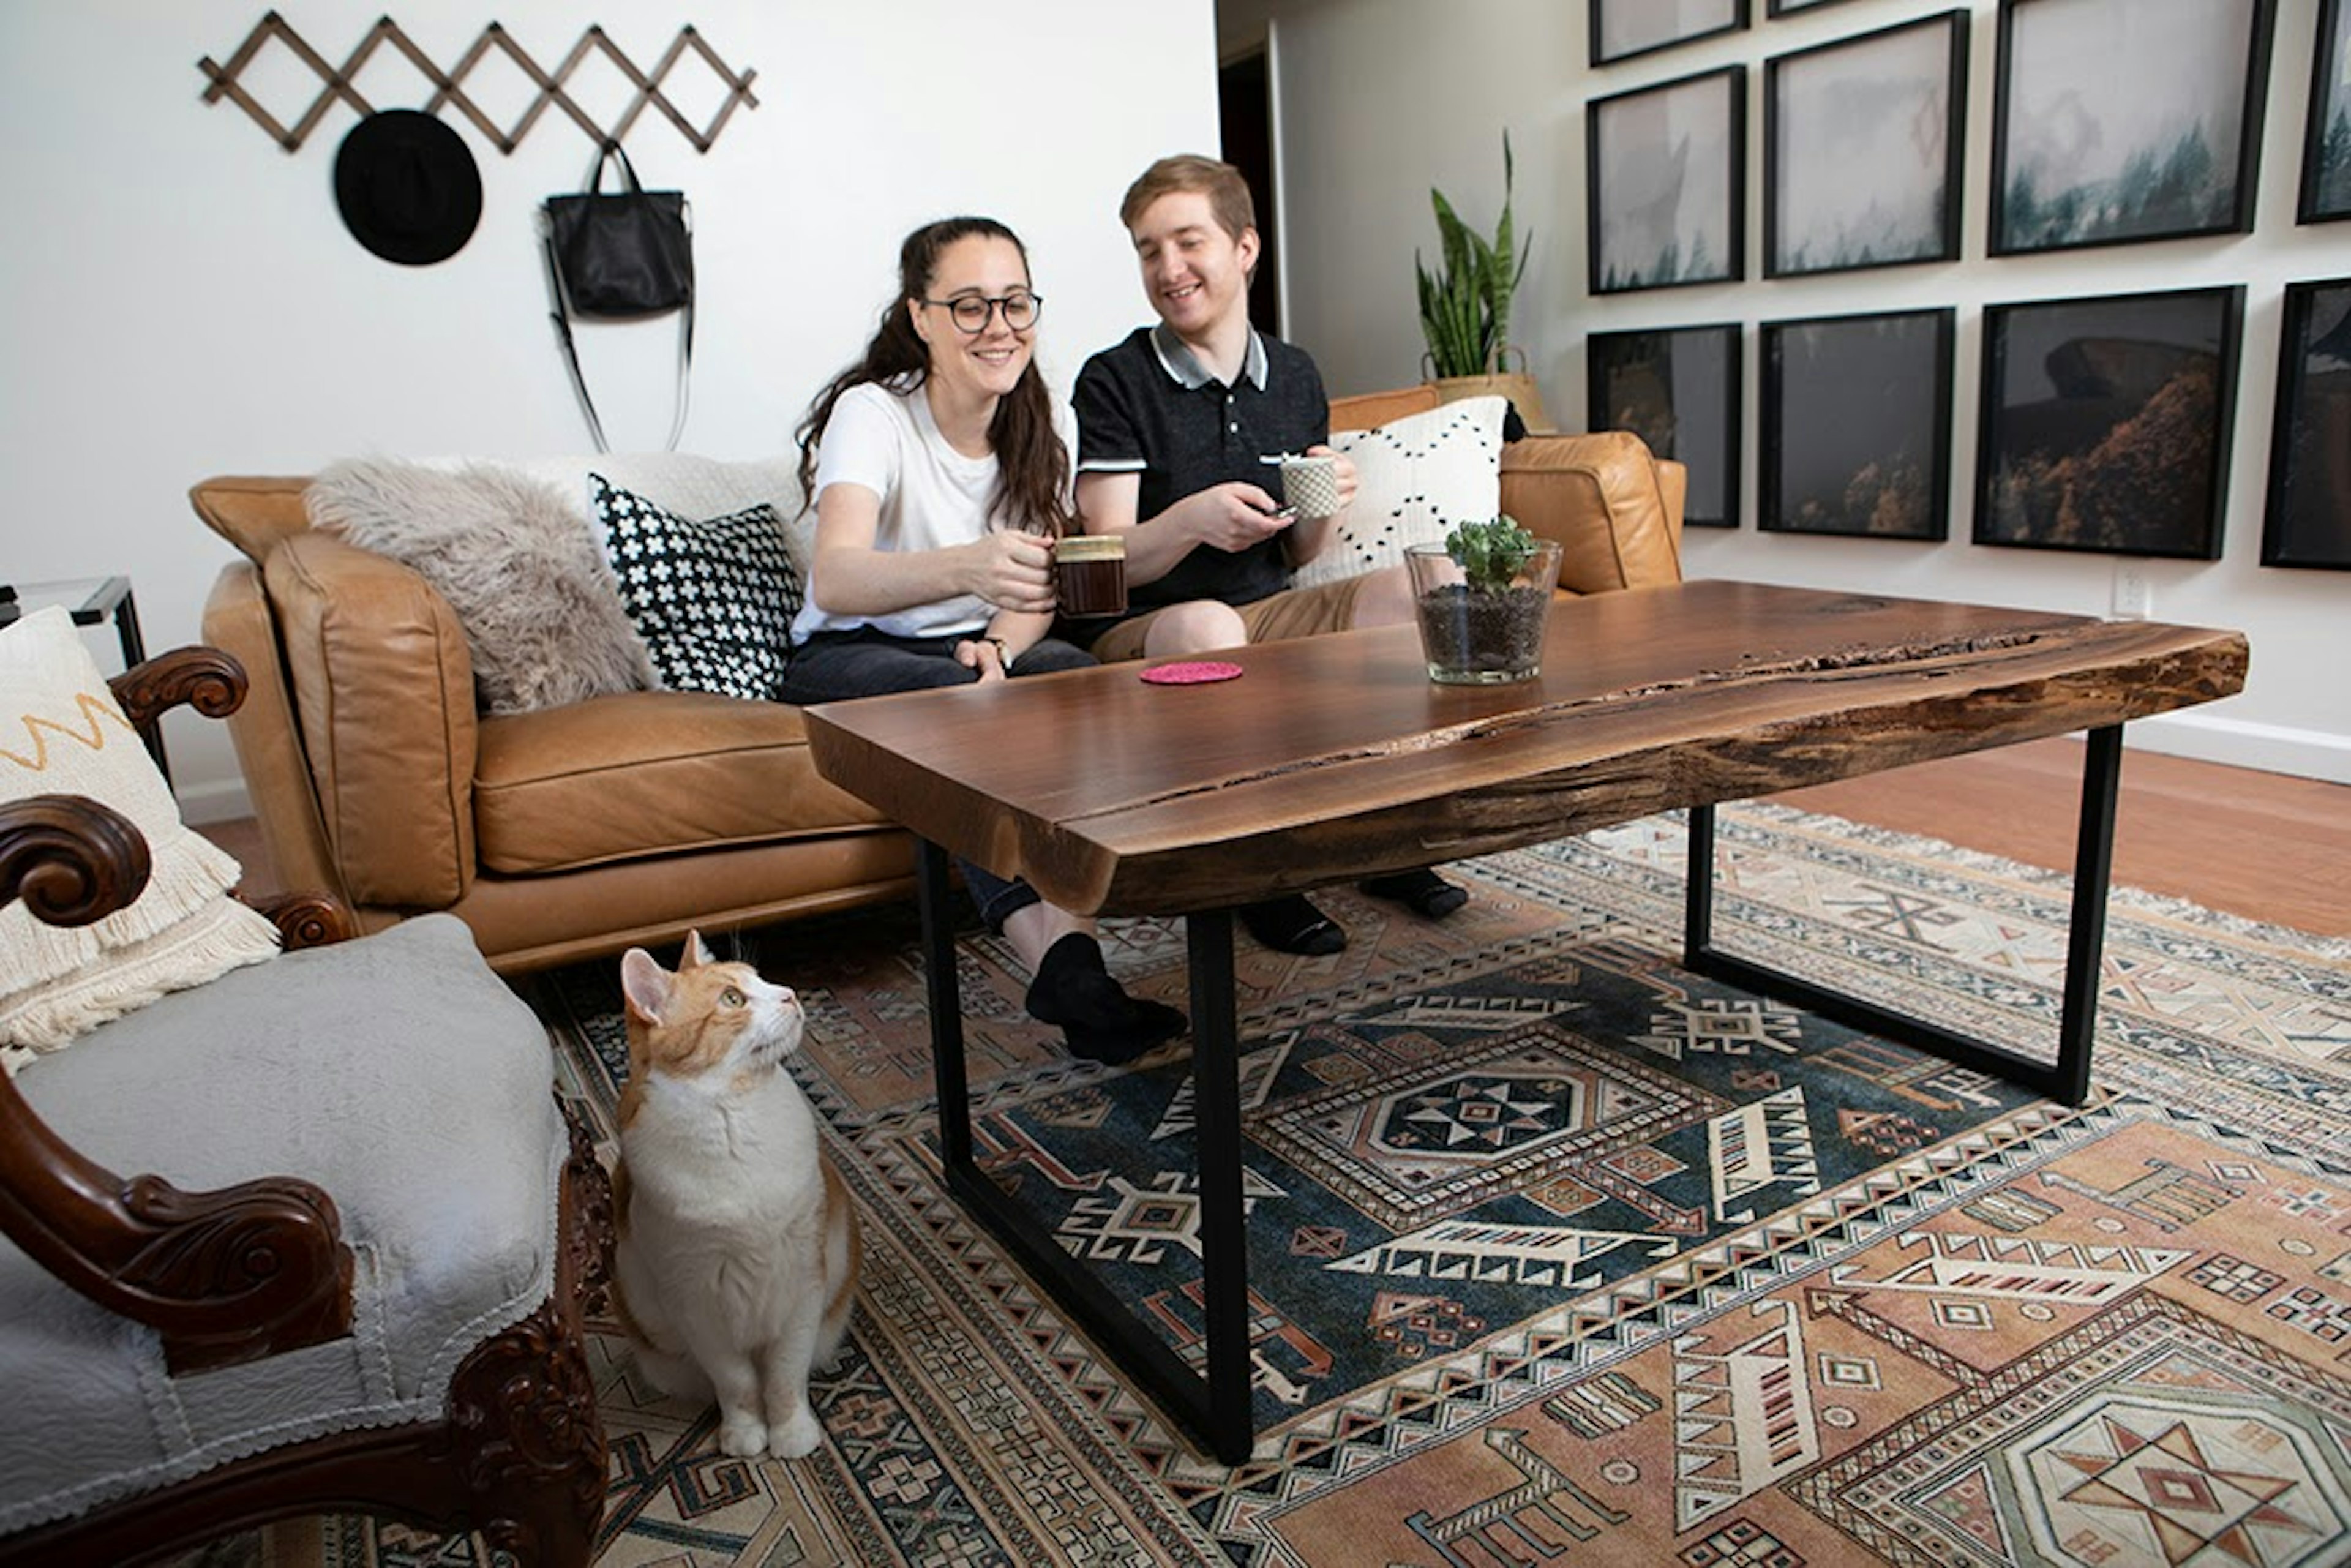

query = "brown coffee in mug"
[[1055, 533, 1127, 617]]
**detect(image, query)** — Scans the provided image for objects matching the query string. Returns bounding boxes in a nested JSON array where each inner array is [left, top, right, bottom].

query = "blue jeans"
[[778, 628, 1097, 929]]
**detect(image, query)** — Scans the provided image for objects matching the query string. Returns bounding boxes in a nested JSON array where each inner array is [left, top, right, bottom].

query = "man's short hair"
[[1120, 154, 1257, 241]]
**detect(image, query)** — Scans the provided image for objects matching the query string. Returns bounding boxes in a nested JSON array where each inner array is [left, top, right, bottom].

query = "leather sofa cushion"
[[473, 691, 893, 876], [1502, 432, 1684, 594]]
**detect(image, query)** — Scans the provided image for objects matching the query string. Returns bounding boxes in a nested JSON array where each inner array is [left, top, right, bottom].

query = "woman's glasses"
[[923, 292, 1043, 334]]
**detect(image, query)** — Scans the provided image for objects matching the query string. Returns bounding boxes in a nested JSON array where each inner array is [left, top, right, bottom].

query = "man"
[[1070, 154, 1467, 958]]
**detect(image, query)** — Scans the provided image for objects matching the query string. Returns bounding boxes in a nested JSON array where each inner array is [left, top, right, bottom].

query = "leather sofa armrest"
[[1655, 460, 1689, 550], [263, 533, 478, 910], [1500, 432, 1685, 595]]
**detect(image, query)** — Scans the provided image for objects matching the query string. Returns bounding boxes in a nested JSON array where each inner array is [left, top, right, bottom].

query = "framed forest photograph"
[[1975, 287, 2245, 559], [1587, 324, 1744, 528], [1589, 66, 1747, 294], [1591, 0, 1747, 67], [2262, 277, 2351, 568], [1766, 11, 1968, 277], [1761, 307, 1954, 539], [2303, 0, 2351, 222], [1990, 0, 2278, 255]]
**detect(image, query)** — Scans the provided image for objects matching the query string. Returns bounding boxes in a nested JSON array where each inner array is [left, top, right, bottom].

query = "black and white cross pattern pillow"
[[591, 474, 803, 701]]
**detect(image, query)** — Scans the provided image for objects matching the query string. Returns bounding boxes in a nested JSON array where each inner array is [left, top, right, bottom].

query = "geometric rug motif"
[[280, 801, 2351, 1567]]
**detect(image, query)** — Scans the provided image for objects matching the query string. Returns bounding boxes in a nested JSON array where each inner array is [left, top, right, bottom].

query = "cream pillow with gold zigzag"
[[0, 607, 279, 1071]]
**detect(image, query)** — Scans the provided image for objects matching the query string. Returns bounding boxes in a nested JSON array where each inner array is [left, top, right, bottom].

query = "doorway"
[[1218, 48, 1280, 339]]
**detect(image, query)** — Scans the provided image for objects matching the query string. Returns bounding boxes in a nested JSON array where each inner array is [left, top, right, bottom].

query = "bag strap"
[[541, 222, 693, 453], [587, 138, 645, 198]]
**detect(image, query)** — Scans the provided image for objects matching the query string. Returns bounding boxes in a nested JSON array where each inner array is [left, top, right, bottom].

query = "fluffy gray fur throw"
[[308, 458, 656, 715]]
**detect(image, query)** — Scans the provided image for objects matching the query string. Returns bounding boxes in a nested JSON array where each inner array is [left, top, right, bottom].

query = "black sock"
[[1025, 933, 1187, 1065]]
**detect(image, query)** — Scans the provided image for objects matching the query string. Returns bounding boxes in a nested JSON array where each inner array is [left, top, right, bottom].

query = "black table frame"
[[912, 722, 2124, 1462]]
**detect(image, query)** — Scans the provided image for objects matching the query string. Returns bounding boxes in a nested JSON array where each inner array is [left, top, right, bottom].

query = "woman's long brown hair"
[[795, 216, 1070, 534]]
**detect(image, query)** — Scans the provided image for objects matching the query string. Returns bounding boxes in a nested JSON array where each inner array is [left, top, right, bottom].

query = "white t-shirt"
[[794, 380, 1070, 642]]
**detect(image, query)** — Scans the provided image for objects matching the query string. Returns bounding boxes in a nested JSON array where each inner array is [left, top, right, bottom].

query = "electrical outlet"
[[2112, 560, 2151, 620]]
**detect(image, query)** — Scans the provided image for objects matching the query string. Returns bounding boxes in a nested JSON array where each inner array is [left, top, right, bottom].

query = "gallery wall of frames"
[[1583, 0, 2351, 569]]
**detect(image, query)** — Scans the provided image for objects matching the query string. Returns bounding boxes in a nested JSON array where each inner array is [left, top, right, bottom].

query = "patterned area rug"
[[304, 803, 2350, 1567]]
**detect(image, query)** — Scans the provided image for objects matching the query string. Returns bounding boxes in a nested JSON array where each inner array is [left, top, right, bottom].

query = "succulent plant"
[[1444, 516, 1540, 595]]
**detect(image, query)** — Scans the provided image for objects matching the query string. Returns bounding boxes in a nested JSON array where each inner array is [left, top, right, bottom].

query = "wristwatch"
[[983, 636, 1013, 670]]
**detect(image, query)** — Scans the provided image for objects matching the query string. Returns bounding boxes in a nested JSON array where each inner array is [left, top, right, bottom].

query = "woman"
[[781, 216, 1183, 1066]]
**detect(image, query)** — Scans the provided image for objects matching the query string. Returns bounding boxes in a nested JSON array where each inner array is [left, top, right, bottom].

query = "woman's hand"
[[955, 637, 1011, 685], [965, 530, 1057, 613]]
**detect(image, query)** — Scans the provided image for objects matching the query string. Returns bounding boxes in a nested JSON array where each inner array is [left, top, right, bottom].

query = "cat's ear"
[[681, 929, 715, 969], [620, 947, 673, 1026]]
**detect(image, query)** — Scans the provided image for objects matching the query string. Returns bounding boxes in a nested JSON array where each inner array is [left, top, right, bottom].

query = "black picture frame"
[[1768, 0, 1860, 13], [2302, 0, 2351, 222], [1974, 287, 2245, 559], [1587, 324, 1744, 528], [2261, 278, 2351, 568], [1591, 0, 1748, 67], [1766, 12, 1968, 277], [1588, 66, 1747, 294], [1760, 308, 1954, 540], [1990, 0, 2277, 255]]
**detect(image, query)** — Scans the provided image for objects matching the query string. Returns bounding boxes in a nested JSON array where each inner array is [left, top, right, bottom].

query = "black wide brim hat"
[[334, 110, 482, 266]]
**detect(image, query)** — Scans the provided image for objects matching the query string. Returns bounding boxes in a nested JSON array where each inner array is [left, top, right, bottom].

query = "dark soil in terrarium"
[[1414, 583, 1551, 675]]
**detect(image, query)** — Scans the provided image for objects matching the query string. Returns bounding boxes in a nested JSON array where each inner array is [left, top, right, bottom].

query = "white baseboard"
[[176, 778, 255, 827], [2125, 711, 2351, 786]]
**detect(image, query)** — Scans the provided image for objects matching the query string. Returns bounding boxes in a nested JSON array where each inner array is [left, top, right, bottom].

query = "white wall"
[[0, 1, 1220, 820], [1254, 0, 2350, 784]]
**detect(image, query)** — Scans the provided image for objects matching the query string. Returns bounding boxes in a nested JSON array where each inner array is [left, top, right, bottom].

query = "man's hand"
[[1173, 481, 1296, 554], [1303, 443, 1359, 515], [965, 530, 1056, 613]]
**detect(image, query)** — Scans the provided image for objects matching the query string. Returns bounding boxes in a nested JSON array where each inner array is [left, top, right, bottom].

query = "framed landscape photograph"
[[1591, 0, 1747, 67], [1975, 287, 2245, 559], [1766, 11, 1968, 277], [1587, 324, 1744, 528], [1589, 66, 1747, 294], [2303, 0, 2351, 222], [1991, 0, 2278, 255], [1760, 308, 1953, 539], [2262, 278, 2351, 568]]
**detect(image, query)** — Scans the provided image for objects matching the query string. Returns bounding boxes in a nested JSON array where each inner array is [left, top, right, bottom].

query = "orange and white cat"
[[610, 932, 860, 1459]]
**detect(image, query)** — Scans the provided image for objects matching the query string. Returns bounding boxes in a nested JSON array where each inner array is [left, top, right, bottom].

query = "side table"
[[2, 577, 170, 784]]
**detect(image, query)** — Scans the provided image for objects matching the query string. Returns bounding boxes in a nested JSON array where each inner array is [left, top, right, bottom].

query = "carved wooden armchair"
[[0, 648, 612, 1565]]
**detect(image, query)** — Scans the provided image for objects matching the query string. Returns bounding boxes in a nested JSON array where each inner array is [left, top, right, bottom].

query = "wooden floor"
[[193, 738, 2351, 941], [1771, 737, 2351, 939]]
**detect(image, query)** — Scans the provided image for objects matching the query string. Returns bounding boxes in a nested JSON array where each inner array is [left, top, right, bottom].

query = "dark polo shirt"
[[1073, 324, 1330, 616]]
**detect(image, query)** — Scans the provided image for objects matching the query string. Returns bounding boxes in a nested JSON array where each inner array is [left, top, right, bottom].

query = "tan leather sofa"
[[194, 389, 1684, 974]]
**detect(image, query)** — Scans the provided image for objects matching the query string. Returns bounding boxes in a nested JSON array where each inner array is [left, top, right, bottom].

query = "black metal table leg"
[[915, 836, 1257, 1463], [1186, 907, 1255, 1460], [1685, 727, 2125, 1107]]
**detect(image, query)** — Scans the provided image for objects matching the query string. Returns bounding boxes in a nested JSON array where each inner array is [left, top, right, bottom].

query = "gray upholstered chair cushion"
[[0, 913, 563, 1534]]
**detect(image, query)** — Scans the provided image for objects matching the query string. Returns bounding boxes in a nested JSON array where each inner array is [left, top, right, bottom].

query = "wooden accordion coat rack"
[[198, 12, 759, 154]]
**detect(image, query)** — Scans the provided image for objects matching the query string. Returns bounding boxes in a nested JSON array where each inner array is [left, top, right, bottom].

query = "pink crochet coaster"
[[1139, 660, 1243, 686]]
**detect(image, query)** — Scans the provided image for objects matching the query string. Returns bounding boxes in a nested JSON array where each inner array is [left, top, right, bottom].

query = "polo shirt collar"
[[1150, 323, 1269, 391]]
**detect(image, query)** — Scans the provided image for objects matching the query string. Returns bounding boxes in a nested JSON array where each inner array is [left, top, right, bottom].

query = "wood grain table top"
[[802, 580, 2247, 918]]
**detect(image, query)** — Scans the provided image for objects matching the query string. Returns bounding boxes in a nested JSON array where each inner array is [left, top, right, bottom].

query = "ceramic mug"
[[1279, 454, 1341, 520]]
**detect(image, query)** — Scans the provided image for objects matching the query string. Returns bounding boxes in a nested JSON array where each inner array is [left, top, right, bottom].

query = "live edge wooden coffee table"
[[803, 579, 2246, 1461]]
